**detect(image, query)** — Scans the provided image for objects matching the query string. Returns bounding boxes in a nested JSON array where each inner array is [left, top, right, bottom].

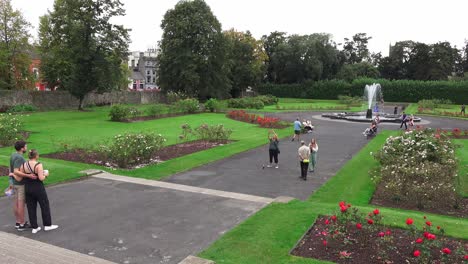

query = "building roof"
[[131, 71, 145, 80]]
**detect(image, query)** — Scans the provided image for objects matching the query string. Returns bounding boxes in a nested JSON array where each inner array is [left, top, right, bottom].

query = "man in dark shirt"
[[9, 141, 36, 231], [399, 112, 408, 130], [461, 104, 466, 115]]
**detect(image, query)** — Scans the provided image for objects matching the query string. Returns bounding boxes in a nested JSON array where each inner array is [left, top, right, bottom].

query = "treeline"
[[258, 78, 468, 104]]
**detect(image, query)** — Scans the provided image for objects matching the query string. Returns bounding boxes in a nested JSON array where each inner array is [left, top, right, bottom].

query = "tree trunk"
[[78, 97, 84, 110]]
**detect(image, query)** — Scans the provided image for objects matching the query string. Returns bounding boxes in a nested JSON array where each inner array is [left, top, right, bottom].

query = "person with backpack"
[[20, 149, 58, 234]]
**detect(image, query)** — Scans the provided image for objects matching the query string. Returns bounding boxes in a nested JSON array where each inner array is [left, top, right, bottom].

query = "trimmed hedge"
[[257, 78, 468, 104]]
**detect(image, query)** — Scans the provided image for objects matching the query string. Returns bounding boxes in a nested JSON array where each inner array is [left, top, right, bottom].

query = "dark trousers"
[[25, 182, 52, 228], [269, 150, 278, 164], [400, 120, 407, 129], [300, 161, 308, 179]]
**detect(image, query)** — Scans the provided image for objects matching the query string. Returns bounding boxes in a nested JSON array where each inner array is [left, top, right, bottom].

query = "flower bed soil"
[[371, 184, 468, 218], [0, 166, 9, 176], [291, 216, 467, 264], [43, 140, 231, 169]]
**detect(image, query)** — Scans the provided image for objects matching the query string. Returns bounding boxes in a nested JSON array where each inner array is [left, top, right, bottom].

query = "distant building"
[[128, 49, 158, 90], [28, 51, 55, 91]]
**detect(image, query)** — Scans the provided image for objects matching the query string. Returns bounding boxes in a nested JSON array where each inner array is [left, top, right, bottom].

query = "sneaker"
[[275, 165, 279, 169], [32, 227, 41, 234], [15, 223, 20, 229], [17, 222, 30, 231], [44, 225, 59, 231], [266, 164, 272, 168]]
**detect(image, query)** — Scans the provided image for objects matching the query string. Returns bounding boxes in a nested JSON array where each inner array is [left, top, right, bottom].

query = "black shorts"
[[294, 130, 300, 135]]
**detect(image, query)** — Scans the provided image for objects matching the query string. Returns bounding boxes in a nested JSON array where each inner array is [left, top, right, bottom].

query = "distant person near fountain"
[[400, 112, 408, 130], [292, 118, 302, 142], [461, 104, 466, 115]]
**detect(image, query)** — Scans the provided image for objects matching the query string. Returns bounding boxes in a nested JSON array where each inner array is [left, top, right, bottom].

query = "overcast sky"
[[12, 0, 468, 56]]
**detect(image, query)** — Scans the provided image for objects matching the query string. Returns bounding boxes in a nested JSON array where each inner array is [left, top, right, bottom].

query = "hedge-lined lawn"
[[199, 131, 468, 264], [455, 139, 468, 197], [0, 107, 290, 189], [262, 98, 365, 113], [406, 103, 467, 120]]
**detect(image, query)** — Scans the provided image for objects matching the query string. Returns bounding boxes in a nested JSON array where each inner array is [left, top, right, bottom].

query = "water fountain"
[[321, 83, 421, 123]]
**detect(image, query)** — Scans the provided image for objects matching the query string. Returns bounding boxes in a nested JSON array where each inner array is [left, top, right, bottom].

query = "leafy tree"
[[336, 62, 380, 81], [39, 0, 130, 109], [0, 0, 32, 90], [342, 33, 372, 64], [379, 41, 416, 79], [157, 0, 230, 99], [262, 31, 287, 83], [224, 29, 266, 98]]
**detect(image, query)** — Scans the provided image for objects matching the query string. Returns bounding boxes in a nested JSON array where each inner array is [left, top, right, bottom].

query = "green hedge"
[[257, 78, 468, 104]]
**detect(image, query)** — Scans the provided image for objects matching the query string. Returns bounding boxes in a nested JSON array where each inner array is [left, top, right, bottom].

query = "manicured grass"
[[406, 103, 468, 120], [264, 99, 365, 113], [454, 139, 468, 197], [0, 107, 290, 189], [199, 131, 468, 264]]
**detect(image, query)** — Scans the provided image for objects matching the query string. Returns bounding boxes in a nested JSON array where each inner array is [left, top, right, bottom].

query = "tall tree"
[[224, 29, 265, 98], [157, 0, 230, 99], [39, 0, 130, 109], [0, 0, 32, 90], [262, 31, 286, 83], [342, 33, 372, 64]]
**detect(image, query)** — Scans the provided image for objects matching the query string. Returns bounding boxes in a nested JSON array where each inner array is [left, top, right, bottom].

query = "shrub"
[[0, 113, 24, 146], [256, 95, 278, 106], [166, 91, 187, 104], [174, 98, 200, 113], [146, 104, 167, 116], [204, 98, 221, 112], [127, 107, 143, 118], [195, 124, 232, 142], [227, 97, 264, 109], [337, 95, 362, 106], [102, 133, 166, 168], [109, 105, 130, 121], [373, 129, 459, 209], [6, 104, 38, 113]]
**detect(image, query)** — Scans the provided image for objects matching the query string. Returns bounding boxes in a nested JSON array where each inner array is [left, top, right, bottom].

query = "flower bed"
[[227, 110, 288, 128], [0, 166, 8, 176], [417, 108, 468, 119], [291, 202, 468, 263]]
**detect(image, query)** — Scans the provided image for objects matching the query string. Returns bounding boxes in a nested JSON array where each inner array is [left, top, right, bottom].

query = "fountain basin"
[[321, 112, 422, 123]]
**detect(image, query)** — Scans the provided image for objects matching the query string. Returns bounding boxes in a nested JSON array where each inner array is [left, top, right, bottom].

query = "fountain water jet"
[[364, 83, 383, 118]]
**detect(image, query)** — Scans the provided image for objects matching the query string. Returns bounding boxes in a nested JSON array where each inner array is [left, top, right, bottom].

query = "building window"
[[133, 83, 137, 89], [32, 68, 39, 78], [152, 77, 156, 83], [147, 70, 150, 75], [152, 70, 155, 75], [140, 83, 144, 89]]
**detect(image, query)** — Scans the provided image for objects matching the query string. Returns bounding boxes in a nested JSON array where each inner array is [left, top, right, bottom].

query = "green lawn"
[[0, 107, 291, 189], [264, 98, 365, 113], [199, 131, 468, 264], [455, 139, 468, 197], [406, 103, 467, 119]]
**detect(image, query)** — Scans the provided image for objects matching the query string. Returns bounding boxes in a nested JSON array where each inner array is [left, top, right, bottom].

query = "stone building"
[[128, 49, 158, 90]]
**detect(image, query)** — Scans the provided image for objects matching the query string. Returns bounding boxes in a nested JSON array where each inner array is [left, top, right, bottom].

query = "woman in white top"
[[309, 138, 318, 172]]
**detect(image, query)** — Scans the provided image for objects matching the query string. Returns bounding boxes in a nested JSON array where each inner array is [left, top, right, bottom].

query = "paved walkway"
[[0, 111, 465, 264]]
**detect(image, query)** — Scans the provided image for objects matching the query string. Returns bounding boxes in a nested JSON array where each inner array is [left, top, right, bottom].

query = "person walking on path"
[[393, 106, 398, 115], [292, 118, 302, 141], [462, 104, 466, 115], [309, 138, 318, 172], [20, 149, 58, 234], [267, 130, 280, 168], [10, 140, 37, 231], [400, 112, 408, 130], [298, 141, 310, 181]]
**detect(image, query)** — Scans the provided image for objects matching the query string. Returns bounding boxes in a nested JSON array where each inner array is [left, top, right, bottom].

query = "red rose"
[[331, 215, 337, 222], [367, 219, 374, 225], [373, 209, 380, 215], [385, 230, 391, 236], [416, 238, 423, 244], [325, 219, 330, 225], [426, 221, 432, 226], [322, 240, 328, 246], [464, 255, 468, 260], [356, 223, 362, 229], [442, 248, 451, 254], [340, 205, 347, 213], [406, 218, 414, 225], [428, 234, 436, 240], [339, 201, 345, 207], [423, 232, 429, 238], [413, 250, 420, 257], [378, 232, 385, 237]]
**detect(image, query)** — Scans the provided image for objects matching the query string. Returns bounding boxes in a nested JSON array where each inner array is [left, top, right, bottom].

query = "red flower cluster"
[[406, 218, 414, 225], [339, 201, 349, 212], [227, 110, 281, 128]]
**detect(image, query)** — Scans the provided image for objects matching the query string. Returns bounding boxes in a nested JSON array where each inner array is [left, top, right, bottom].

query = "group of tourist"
[[5, 140, 58, 234], [265, 118, 318, 181]]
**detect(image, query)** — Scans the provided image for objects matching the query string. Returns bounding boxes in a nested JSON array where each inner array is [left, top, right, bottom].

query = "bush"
[[373, 129, 459, 209], [174, 98, 200, 113], [166, 91, 187, 104], [227, 97, 264, 109], [337, 95, 362, 106], [6, 104, 38, 113], [418, 99, 436, 109], [0, 113, 24, 146], [146, 104, 167, 116], [102, 133, 166, 168], [204, 98, 221, 112], [127, 107, 143, 118], [109, 105, 130, 121], [258, 79, 468, 104], [256, 95, 278, 106], [195, 124, 232, 142]]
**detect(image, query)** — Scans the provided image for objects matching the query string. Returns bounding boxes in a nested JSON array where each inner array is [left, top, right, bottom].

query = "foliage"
[[157, 0, 230, 99], [108, 105, 142, 121], [38, 0, 130, 109], [194, 124, 232, 142], [256, 95, 279, 105], [0, 113, 24, 146], [166, 91, 187, 104], [173, 98, 200, 113], [417, 99, 454, 110], [342, 33, 372, 64], [337, 95, 362, 107], [146, 104, 167, 116], [204, 98, 221, 112], [224, 29, 266, 98], [335, 62, 380, 81], [100, 133, 166, 168], [6, 104, 37, 113], [373, 129, 459, 209], [227, 98, 264, 109], [258, 78, 468, 104], [0, 0, 32, 90]]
